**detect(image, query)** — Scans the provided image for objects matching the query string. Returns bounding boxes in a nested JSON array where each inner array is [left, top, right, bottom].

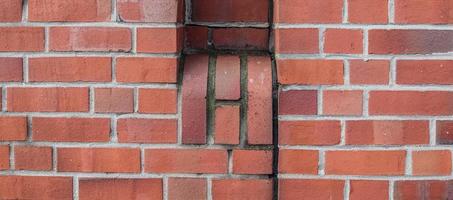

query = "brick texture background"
[[0, 0, 452, 200]]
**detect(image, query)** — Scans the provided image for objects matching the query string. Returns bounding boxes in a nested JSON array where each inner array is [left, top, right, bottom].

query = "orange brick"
[[32, 117, 110, 142], [275, 28, 319, 54], [0, 145, 9, 170], [117, 0, 184, 22], [394, 180, 452, 200], [7, 87, 89, 112], [232, 150, 273, 175], [138, 88, 177, 114], [116, 57, 178, 83], [58, 148, 140, 173], [79, 179, 162, 200], [117, 118, 177, 143], [0, 0, 22, 22], [277, 59, 344, 85], [412, 150, 452, 176], [50, 27, 131, 52], [274, 0, 343, 23], [323, 90, 363, 116], [14, 146, 52, 171], [325, 151, 406, 175], [95, 88, 134, 113], [279, 120, 341, 145], [0, 58, 22, 82], [212, 179, 273, 200], [397, 60, 453, 85], [279, 150, 318, 174], [348, 0, 388, 24], [145, 149, 227, 174], [168, 178, 206, 200], [214, 105, 240, 145], [0, 176, 72, 199], [29, 57, 112, 82], [279, 179, 344, 200], [0, 117, 27, 141], [137, 28, 183, 53], [395, 0, 453, 24], [346, 120, 429, 145], [324, 29, 363, 54], [215, 56, 241, 100], [349, 60, 389, 85], [0, 27, 44, 52], [212, 28, 268, 50], [29, 0, 111, 22], [350, 180, 389, 200]]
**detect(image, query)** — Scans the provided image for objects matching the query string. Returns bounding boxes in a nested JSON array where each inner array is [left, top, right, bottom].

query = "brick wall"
[[0, 0, 452, 200]]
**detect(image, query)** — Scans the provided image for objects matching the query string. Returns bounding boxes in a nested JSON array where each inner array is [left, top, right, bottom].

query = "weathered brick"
[[0, 176, 72, 199], [350, 180, 389, 200], [0, 145, 9, 170], [274, 0, 343, 23], [137, 28, 183, 53], [438, 120, 453, 144], [348, 0, 388, 24], [50, 27, 131, 52], [215, 56, 241, 100], [28, 0, 111, 22], [232, 150, 273, 175], [279, 179, 344, 200], [324, 29, 363, 54], [412, 150, 452, 176], [0, 27, 44, 52], [394, 180, 453, 200], [192, 0, 268, 22], [116, 57, 178, 83], [349, 60, 389, 85], [14, 146, 52, 171], [397, 60, 453, 85], [247, 56, 273, 144], [0, 58, 22, 82], [138, 88, 177, 114], [212, 28, 268, 50], [95, 88, 134, 113], [0, 0, 22, 22], [395, 0, 453, 24], [0, 116, 27, 141], [214, 105, 240, 145], [212, 179, 273, 200], [279, 149, 318, 174], [323, 90, 363, 116], [168, 178, 206, 200], [275, 28, 319, 54], [279, 90, 317, 115], [117, 0, 184, 22]]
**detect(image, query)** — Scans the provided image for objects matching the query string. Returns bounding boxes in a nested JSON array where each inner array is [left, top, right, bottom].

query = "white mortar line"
[[134, 88, 139, 113], [1, 86, 6, 112], [9, 143, 15, 170], [344, 179, 350, 200], [111, 0, 117, 22], [131, 27, 137, 53], [23, 56, 29, 82], [278, 174, 453, 180], [319, 28, 326, 57], [279, 145, 453, 151], [389, 58, 397, 85], [388, 0, 395, 24], [0, 52, 179, 58], [276, 53, 453, 60], [405, 150, 412, 175], [44, 27, 49, 52], [363, 29, 369, 57], [342, 0, 349, 24], [340, 120, 346, 145], [207, 177, 213, 200], [281, 84, 453, 92], [317, 89, 323, 115], [0, 22, 181, 28], [21, 0, 28, 23], [362, 90, 369, 116], [318, 150, 325, 175], [389, 180, 395, 200], [343, 59, 350, 85], [275, 24, 453, 30], [73, 176, 79, 200], [163, 176, 169, 200]]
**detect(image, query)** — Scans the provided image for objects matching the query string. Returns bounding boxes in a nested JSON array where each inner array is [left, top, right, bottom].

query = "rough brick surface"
[[232, 150, 273, 175], [0, 0, 22, 22], [28, 0, 111, 22], [279, 179, 344, 200], [279, 120, 341, 145], [79, 179, 163, 200], [0, 176, 73, 199], [116, 57, 178, 83], [117, 0, 184, 23], [0, 27, 44, 52], [95, 88, 134, 113], [14, 146, 52, 171], [277, 59, 344, 85], [212, 179, 273, 200], [0, 58, 23, 82], [168, 178, 206, 200], [117, 118, 177, 143], [0, 145, 9, 170], [0, 117, 27, 141]]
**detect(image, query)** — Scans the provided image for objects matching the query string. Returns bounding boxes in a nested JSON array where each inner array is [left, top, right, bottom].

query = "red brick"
[[275, 28, 319, 54], [279, 179, 344, 200], [32, 117, 110, 142], [29, 57, 111, 82], [0, 145, 9, 170], [346, 120, 429, 145], [50, 27, 131, 52], [116, 57, 178, 83], [369, 30, 453, 54], [185, 26, 209, 49], [279, 149, 318, 174], [232, 150, 272, 175], [438, 120, 453, 144], [138, 88, 177, 114], [0, 27, 44, 52], [350, 60, 389, 85], [279, 90, 317, 115], [323, 90, 363, 116], [369, 91, 453, 115], [0, 0, 22, 22], [58, 148, 140, 173], [325, 151, 406, 175], [0, 176, 72, 199], [215, 56, 241, 100], [117, 118, 177, 143], [0, 58, 22, 82], [95, 88, 134, 113], [247, 56, 273, 144], [274, 0, 343, 23], [79, 179, 162, 200], [137, 28, 183, 53], [277, 59, 344, 85], [117, 0, 184, 22], [397, 60, 453, 85], [192, 0, 268, 22], [7, 87, 89, 112], [279, 120, 341, 145], [325, 29, 363, 54], [214, 105, 240, 145], [394, 180, 453, 200], [145, 149, 227, 173], [350, 180, 389, 200], [412, 150, 452, 176], [212, 179, 273, 200], [14, 146, 52, 171], [168, 178, 206, 200], [212, 28, 268, 50], [395, 0, 453, 24], [0, 117, 27, 141], [28, 0, 111, 22], [182, 55, 209, 144], [348, 0, 388, 24]]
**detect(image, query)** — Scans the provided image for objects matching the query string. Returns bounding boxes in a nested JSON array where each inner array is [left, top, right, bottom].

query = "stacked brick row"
[[275, 0, 453, 199]]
